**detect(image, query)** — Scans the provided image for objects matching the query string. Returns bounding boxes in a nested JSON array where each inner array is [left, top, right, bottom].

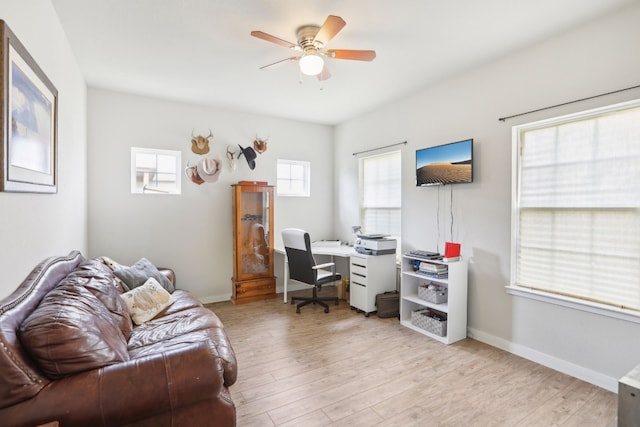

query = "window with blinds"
[[512, 100, 640, 312], [359, 150, 402, 243]]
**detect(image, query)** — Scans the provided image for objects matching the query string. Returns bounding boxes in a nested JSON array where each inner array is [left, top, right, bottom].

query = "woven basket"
[[411, 308, 447, 336], [418, 284, 448, 304]]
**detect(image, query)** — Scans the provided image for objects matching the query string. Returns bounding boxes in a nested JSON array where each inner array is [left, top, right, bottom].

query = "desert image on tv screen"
[[416, 140, 472, 185]]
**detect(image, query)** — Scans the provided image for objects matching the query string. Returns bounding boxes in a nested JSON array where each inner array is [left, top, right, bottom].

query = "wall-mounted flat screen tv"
[[416, 138, 473, 186]]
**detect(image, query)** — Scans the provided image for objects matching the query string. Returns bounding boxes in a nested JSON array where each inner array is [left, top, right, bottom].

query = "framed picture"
[[1, 20, 58, 193]]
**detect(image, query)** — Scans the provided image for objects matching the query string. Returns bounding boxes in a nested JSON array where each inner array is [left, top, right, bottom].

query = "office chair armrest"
[[313, 262, 335, 270]]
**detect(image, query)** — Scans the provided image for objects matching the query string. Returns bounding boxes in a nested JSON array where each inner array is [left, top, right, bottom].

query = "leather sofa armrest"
[[158, 268, 176, 287], [1, 341, 224, 427]]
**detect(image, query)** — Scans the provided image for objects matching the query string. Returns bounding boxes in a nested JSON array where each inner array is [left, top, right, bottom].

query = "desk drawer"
[[350, 255, 368, 268], [350, 255, 368, 287], [350, 265, 367, 281], [350, 257, 368, 278]]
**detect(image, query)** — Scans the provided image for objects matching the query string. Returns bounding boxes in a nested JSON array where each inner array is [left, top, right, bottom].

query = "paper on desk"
[[312, 240, 341, 247]]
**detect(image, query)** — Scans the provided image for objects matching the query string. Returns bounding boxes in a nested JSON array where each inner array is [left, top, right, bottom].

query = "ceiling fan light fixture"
[[299, 53, 324, 76], [252, 16, 375, 80]]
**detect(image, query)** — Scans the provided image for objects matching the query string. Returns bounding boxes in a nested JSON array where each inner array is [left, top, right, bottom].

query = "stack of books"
[[418, 262, 448, 279]]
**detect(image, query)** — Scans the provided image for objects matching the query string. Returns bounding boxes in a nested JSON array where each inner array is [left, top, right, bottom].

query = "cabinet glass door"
[[239, 190, 270, 276]]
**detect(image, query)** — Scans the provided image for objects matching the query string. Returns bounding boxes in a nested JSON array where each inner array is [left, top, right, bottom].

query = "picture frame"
[[0, 20, 58, 193]]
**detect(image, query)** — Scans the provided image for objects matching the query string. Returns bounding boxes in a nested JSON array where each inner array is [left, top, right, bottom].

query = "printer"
[[354, 235, 397, 255]]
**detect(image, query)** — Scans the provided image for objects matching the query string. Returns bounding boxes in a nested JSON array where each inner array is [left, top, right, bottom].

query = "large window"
[[359, 150, 402, 244], [130, 147, 181, 194], [510, 100, 640, 316]]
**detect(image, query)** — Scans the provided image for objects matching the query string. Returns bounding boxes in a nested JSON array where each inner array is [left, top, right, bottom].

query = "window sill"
[[505, 285, 640, 324]]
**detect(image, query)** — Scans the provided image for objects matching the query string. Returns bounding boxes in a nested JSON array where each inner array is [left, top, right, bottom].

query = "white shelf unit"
[[400, 254, 468, 344]]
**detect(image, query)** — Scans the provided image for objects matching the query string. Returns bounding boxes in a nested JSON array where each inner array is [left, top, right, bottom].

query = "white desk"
[[274, 244, 356, 303]]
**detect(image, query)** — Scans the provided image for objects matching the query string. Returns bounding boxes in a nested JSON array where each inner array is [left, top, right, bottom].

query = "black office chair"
[[282, 228, 341, 313]]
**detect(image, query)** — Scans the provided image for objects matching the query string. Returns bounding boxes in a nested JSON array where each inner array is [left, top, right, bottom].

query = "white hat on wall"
[[196, 157, 222, 183]]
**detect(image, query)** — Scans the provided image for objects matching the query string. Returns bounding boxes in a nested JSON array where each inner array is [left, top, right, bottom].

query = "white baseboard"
[[198, 282, 312, 305], [199, 293, 232, 305], [276, 282, 308, 294], [467, 327, 618, 393]]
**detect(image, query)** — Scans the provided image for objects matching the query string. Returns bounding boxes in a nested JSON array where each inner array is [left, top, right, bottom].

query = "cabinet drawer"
[[350, 257, 368, 281], [350, 256, 368, 269], [233, 278, 275, 301], [350, 273, 367, 287], [350, 264, 368, 280]]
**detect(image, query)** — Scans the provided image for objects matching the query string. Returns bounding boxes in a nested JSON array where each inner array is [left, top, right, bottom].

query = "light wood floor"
[[207, 288, 617, 427]]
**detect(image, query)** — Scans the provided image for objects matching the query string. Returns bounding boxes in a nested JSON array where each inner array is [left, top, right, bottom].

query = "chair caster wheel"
[[296, 308, 301, 314], [334, 300, 339, 305], [365, 312, 370, 317], [324, 308, 329, 313]]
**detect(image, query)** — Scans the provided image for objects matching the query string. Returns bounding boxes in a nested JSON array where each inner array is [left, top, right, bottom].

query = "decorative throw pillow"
[[100, 256, 128, 271], [99, 256, 131, 292], [114, 257, 174, 293], [120, 278, 175, 325], [20, 283, 130, 380]]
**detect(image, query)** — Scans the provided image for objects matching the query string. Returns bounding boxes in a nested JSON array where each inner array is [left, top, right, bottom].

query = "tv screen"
[[416, 139, 473, 186]]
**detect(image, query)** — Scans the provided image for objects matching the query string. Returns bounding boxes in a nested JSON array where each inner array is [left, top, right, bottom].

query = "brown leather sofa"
[[0, 251, 237, 427]]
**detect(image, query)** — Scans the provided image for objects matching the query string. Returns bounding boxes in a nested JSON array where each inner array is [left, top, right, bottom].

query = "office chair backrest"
[[282, 228, 317, 285]]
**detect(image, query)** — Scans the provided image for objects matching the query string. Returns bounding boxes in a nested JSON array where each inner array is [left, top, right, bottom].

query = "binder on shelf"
[[418, 262, 448, 279]]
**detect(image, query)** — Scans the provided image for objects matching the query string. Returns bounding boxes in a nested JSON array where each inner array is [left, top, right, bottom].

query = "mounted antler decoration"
[[253, 136, 268, 153], [226, 145, 239, 171], [191, 129, 213, 155]]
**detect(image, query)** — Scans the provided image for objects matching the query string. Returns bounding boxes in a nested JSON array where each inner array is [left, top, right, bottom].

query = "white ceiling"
[[51, 0, 635, 125]]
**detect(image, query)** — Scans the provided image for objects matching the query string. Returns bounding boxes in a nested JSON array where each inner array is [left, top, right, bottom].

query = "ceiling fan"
[[251, 15, 376, 80]]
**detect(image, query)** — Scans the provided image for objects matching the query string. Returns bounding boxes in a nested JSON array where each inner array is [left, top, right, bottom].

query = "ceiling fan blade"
[[251, 31, 298, 50], [259, 56, 300, 70], [313, 15, 346, 46], [317, 64, 331, 81], [326, 49, 376, 61]]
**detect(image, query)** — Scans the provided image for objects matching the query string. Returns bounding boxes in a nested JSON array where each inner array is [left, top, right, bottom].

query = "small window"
[[277, 159, 310, 197], [131, 147, 181, 194]]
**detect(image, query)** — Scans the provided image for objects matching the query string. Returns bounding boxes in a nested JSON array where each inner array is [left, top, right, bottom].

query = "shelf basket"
[[411, 308, 447, 337], [418, 284, 448, 304]]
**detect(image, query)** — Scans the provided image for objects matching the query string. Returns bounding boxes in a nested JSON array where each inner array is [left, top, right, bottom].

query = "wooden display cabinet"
[[231, 182, 276, 304]]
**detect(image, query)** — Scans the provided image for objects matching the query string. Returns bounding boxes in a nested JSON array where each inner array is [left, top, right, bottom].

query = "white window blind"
[[513, 101, 640, 311], [360, 150, 401, 240]]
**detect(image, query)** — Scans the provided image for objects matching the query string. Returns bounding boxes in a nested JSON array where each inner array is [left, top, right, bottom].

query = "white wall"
[[0, 0, 87, 299], [4, 0, 637, 393], [334, 3, 640, 391], [87, 88, 334, 302]]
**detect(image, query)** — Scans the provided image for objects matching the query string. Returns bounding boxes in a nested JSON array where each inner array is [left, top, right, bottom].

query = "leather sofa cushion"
[[65, 259, 133, 340], [19, 282, 130, 380], [128, 298, 237, 387]]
